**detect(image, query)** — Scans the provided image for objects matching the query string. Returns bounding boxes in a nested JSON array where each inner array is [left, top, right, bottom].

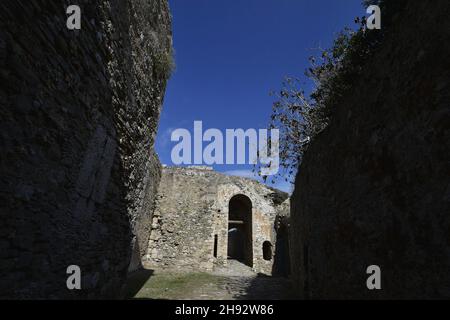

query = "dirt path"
[[125, 260, 295, 300]]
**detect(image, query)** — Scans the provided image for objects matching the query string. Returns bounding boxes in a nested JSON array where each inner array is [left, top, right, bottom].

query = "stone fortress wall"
[[0, 0, 171, 298], [289, 0, 450, 299], [145, 166, 290, 275]]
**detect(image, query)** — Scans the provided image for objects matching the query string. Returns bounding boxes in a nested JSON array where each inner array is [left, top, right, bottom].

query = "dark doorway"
[[227, 194, 253, 267]]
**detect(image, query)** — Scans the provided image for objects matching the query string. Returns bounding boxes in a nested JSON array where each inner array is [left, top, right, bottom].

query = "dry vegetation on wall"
[[289, 0, 450, 298], [260, 0, 408, 184]]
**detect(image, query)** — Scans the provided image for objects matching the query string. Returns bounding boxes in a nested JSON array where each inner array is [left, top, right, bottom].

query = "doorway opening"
[[227, 194, 253, 267]]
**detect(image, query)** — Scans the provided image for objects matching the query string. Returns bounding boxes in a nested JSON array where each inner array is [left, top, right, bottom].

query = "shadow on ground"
[[232, 273, 296, 300], [123, 266, 296, 300], [122, 269, 154, 299]]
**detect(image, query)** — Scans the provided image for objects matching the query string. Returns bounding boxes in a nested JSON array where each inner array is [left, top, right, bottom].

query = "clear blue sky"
[[156, 0, 364, 193]]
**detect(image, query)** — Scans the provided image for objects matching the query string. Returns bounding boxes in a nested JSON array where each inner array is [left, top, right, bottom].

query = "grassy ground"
[[123, 264, 295, 300], [124, 269, 221, 299]]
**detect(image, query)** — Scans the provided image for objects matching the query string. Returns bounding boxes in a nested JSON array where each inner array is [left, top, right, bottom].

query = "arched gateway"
[[227, 194, 253, 267]]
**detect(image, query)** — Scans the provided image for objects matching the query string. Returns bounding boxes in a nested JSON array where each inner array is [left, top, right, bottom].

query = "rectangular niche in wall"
[[214, 234, 218, 258]]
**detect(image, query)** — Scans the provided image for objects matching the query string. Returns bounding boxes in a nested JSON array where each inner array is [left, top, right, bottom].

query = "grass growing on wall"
[[153, 47, 175, 80]]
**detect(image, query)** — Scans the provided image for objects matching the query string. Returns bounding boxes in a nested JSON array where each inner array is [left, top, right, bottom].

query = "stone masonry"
[[145, 166, 290, 275], [289, 0, 450, 299], [0, 0, 172, 298]]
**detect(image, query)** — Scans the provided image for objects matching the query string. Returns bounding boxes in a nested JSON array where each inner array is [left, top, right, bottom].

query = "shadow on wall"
[[288, 0, 450, 299], [128, 236, 144, 272], [272, 216, 291, 277], [0, 0, 169, 298]]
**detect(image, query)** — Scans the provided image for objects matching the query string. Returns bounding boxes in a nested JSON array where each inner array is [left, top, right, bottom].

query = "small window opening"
[[213, 234, 218, 258], [263, 241, 272, 261]]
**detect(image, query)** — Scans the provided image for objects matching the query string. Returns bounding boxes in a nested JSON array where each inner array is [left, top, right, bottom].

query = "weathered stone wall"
[[290, 1, 450, 299], [146, 166, 289, 275], [0, 0, 171, 298]]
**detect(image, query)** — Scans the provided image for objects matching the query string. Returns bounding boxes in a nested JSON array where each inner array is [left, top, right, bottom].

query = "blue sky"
[[155, 0, 364, 193]]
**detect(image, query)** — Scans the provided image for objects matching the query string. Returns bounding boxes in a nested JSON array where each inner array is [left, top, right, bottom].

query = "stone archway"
[[227, 194, 253, 267]]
